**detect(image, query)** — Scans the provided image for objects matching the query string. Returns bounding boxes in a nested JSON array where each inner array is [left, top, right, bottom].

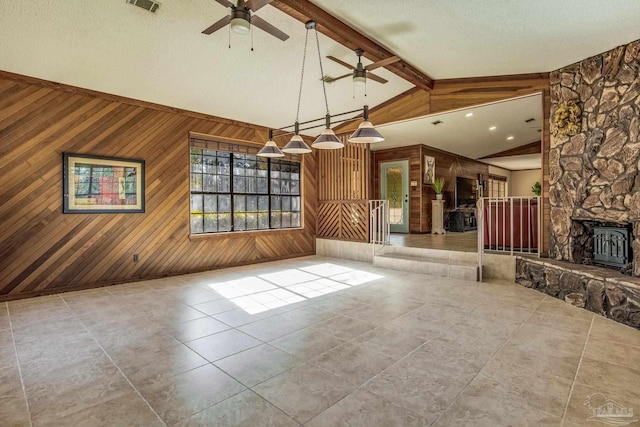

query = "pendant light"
[[312, 114, 343, 149], [348, 105, 385, 144], [257, 129, 284, 158], [311, 25, 343, 150], [282, 122, 312, 154], [282, 21, 316, 155]]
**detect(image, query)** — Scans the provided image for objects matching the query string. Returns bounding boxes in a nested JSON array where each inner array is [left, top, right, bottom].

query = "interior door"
[[380, 160, 409, 233]]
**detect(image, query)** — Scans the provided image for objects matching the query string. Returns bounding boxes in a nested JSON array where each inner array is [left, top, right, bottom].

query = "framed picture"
[[63, 153, 145, 213], [423, 155, 435, 184]]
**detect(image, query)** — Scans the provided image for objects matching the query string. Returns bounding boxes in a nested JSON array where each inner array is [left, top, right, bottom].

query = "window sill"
[[188, 227, 305, 241]]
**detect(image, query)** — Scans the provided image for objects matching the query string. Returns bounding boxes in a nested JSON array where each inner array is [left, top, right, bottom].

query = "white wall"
[[510, 169, 542, 197]]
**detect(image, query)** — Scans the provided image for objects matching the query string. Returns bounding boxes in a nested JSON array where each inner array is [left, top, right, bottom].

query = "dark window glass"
[[190, 148, 301, 234]]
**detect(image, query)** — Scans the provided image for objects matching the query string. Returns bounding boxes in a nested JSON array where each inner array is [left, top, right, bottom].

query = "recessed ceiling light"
[[489, 126, 497, 131], [465, 112, 473, 117], [507, 136, 514, 141]]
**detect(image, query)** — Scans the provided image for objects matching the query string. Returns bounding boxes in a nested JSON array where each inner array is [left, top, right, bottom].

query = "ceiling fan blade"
[[365, 56, 401, 71], [251, 15, 289, 41], [327, 56, 355, 70], [202, 15, 231, 34], [213, 0, 234, 7], [367, 72, 388, 84], [246, 0, 272, 12], [323, 73, 352, 83]]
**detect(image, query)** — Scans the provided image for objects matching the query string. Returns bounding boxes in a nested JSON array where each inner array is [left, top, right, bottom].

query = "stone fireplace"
[[570, 220, 633, 272], [516, 39, 640, 329]]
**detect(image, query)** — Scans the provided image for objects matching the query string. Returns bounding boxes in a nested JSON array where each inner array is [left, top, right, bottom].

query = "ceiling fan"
[[324, 48, 401, 85], [201, 0, 289, 41]]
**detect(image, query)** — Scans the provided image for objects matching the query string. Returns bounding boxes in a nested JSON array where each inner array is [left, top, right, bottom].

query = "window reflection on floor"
[[207, 263, 384, 314]]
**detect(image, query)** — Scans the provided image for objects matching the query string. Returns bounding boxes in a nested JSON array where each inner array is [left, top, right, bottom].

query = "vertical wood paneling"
[[316, 135, 370, 241], [0, 71, 317, 301]]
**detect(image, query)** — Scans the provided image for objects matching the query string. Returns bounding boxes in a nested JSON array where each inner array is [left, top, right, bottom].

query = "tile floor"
[[389, 231, 478, 252], [1, 255, 639, 426]]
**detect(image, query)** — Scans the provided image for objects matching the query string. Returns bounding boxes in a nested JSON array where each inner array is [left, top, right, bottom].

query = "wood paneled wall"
[[0, 71, 317, 301], [373, 145, 489, 233], [316, 135, 370, 242]]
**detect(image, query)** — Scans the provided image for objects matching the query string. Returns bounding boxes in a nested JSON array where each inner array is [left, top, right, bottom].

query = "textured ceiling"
[[0, 0, 412, 131], [1, 0, 638, 168], [312, 0, 640, 79]]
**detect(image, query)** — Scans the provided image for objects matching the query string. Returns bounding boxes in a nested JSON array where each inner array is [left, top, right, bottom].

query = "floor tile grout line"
[[61, 298, 168, 427], [429, 294, 549, 427], [561, 315, 595, 424], [7, 306, 34, 427]]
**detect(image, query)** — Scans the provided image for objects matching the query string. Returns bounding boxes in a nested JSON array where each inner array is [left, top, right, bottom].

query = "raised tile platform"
[[516, 256, 640, 329], [374, 246, 478, 281]]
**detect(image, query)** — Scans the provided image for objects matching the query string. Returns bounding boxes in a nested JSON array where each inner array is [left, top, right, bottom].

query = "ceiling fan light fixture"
[[353, 75, 366, 86], [230, 16, 251, 34]]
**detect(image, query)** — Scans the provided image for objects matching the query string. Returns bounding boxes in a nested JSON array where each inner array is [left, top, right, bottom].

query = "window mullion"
[[267, 159, 272, 229], [229, 152, 234, 231]]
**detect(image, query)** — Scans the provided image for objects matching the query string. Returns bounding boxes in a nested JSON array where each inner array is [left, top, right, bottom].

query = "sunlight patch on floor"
[[207, 263, 384, 314]]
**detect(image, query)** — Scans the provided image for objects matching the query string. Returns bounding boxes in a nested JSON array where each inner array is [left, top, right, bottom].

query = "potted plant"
[[433, 177, 445, 200], [531, 181, 541, 196]]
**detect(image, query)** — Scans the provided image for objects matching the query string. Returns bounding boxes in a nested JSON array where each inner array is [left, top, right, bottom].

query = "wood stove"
[[593, 226, 631, 269]]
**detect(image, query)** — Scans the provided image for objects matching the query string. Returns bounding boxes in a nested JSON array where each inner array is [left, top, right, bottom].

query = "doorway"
[[380, 160, 409, 233]]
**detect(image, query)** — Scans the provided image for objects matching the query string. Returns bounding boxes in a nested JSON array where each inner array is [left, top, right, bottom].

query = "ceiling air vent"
[[127, 0, 160, 13], [431, 120, 443, 126]]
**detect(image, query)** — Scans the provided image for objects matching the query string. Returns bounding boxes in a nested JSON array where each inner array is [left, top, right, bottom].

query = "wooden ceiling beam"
[[481, 141, 542, 159], [271, 0, 434, 91]]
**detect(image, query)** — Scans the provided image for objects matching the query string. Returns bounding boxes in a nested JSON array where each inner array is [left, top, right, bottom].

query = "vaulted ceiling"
[[1, 0, 639, 167]]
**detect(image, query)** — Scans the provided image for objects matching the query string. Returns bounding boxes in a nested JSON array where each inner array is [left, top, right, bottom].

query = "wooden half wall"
[[0, 71, 317, 301], [316, 135, 370, 242]]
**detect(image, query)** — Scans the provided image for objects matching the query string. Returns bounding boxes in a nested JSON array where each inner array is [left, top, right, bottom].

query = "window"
[[486, 175, 507, 198], [190, 147, 301, 234]]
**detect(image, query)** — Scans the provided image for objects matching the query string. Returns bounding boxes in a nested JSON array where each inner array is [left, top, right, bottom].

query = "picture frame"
[[63, 153, 145, 213], [423, 155, 435, 184]]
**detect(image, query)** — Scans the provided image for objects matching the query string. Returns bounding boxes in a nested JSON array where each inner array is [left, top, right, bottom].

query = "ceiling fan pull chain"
[[251, 23, 254, 51], [295, 27, 310, 123], [228, 25, 231, 49], [314, 26, 330, 116]]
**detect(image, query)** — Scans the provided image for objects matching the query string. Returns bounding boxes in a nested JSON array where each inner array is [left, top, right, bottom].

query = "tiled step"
[[373, 247, 479, 281]]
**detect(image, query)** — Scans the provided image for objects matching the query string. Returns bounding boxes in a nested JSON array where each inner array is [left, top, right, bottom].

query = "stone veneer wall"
[[516, 257, 640, 329], [549, 39, 640, 274]]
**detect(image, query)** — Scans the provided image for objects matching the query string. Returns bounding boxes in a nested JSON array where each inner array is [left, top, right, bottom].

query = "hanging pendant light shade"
[[282, 122, 312, 154], [348, 105, 385, 144], [257, 129, 285, 158], [312, 114, 344, 149]]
